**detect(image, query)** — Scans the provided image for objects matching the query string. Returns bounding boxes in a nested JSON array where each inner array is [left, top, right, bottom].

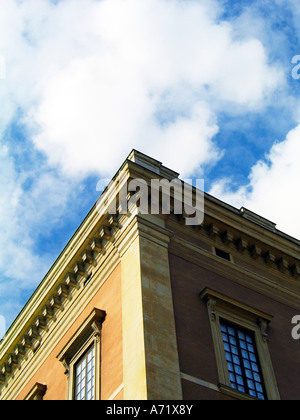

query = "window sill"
[[218, 384, 264, 401]]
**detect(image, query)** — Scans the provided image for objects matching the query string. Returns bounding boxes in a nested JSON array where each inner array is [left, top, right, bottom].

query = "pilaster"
[[118, 214, 182, 400]]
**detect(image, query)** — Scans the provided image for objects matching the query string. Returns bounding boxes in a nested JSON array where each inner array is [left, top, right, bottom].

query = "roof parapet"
[[239, 207, 277, 232], [127, 149, 180, 180]]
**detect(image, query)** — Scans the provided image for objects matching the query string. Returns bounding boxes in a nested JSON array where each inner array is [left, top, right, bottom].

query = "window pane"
[[240, 340, 247, 350], [224, 343, 230, 352], [234, 365, 242, 375], [238, 331, 245, 340], [236, 375, 244, 386], [228, 327, 235, 336], [74, 346, 95, 400], [221, 324, 227, 333], [229, 336, 237, 345], [231, 345, 238, 355], [222, 333, 229, 343], [225, 352, 232, 362]]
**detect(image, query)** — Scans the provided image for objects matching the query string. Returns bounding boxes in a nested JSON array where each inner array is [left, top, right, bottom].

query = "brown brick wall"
[[169, 251, 300, 400]]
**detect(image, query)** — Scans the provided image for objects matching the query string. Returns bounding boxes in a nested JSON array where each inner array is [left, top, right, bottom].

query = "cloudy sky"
[[0, 0, 300, 335]]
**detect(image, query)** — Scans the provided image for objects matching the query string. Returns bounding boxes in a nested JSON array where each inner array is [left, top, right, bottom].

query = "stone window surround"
[[200, 287, 280, 400], [57, 308, 106, 400], [24, 382, 47, 400]]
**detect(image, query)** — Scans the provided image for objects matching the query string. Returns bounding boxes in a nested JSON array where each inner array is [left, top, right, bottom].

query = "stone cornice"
[[126, 151, 300, 265], [203, 215, 300, 280], [204, 194, 300, 257], [167, 209, 300, 284], [0, 208, 128, 393]]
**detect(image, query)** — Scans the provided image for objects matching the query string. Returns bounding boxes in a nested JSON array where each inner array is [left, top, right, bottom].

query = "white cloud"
[[0, 147, 45, 315], [0, 0, 284, 178], [0, 144, 73, 284], [0, 140, 85, 326], [141, 101, 221, 176], [209, 124, 300, 240]]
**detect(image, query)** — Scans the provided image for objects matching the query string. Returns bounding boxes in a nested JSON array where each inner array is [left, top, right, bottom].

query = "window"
[[220, 320, 266, 400], [57, 308, 106, 400], [200, 288, 280, 400], [215, 248, 231, 262], [74, 345, 95, 400]]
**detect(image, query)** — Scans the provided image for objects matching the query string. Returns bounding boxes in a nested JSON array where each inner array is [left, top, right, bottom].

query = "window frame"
[[219, 319, 267, 399], [72, 337, 96, 400], [200, 287, 280, 400], [57, 308, 106, 400], [214, 247, 232, 262]]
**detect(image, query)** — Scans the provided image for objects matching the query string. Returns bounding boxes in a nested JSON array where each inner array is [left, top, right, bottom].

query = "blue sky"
[[1, 0, 300, 335]]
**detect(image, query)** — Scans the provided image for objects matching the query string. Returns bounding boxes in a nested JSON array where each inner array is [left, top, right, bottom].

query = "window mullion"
[[84, 352, 88, 400], [235, 328, 249, 395]]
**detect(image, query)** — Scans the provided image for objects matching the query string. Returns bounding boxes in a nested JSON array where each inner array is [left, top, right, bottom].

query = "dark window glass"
[[215, 248, 231, 261], [74, 346, 95, 400], [220, 320, 267, 400]]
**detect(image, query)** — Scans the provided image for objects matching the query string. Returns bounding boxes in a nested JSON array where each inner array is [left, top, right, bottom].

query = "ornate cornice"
[[170, 211, 300, 282], [0, 210, 125, 393]]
